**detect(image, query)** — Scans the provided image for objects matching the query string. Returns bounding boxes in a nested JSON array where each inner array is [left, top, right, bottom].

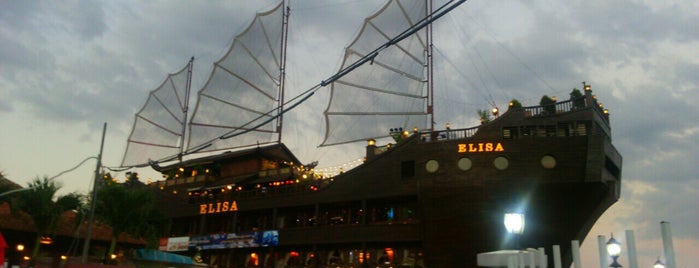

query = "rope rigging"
[[111, 0, 469, 172]]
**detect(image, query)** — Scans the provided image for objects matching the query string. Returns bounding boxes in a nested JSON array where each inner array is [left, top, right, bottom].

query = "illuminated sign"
[[458, 142, 504, 153], [200, 201, 238, 214]]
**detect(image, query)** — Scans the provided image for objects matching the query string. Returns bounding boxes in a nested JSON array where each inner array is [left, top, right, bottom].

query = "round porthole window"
[[493, 156, 509, 170], [541, 155, 557, 169], [457, 157, 472, 171], [425, 160, 439, 173]]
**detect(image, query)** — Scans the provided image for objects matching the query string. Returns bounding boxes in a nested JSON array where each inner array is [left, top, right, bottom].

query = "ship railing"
[[184, 181, 328, 203], [224, 180, 331, 199], [521, 95, 611, 128], [148, 174, 208, 188], [419, 126, 479, 143], [522, 96, 587, 118]]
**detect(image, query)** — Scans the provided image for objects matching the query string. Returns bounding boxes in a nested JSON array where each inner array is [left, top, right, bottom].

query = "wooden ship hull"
[[148, 87, 622, 267]]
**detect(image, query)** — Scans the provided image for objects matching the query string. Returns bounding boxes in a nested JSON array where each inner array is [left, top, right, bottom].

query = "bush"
[[509, 99, 522, 109], [570, 88, 585, 109], [540, 95, 556, 114]]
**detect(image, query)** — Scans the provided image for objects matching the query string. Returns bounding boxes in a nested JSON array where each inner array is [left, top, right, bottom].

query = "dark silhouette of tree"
[[96, 173, 159, 259], [570, 88, 585, 109], [539, 95, 556, 115], [13, 177, 82, 258], [477, 109, 491, 124], [509, 99, 522, 109]]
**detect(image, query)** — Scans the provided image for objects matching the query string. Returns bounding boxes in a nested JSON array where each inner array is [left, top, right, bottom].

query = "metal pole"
[[660, 221, 676, 268], [81, 122, 106, 263], [625, 230, 638, 268], [598, 235, 608, 268]]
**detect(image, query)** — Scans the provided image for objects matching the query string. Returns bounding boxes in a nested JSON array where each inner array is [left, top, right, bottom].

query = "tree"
[[13, 177, 82, 258], [569, 88, 585, 109], [96, 173, 159, 259], [509, 99, 522, 109], [539, 95, 556, 115], [477, 109, 491, 124]]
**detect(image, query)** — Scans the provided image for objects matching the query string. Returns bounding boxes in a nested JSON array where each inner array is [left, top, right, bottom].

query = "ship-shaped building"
[[120, 1, 622, 267]]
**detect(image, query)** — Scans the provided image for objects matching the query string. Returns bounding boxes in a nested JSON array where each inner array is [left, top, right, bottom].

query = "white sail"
[[121, 59, 192, 167], [187, 2, 287, 153], [121, 0, 448, 167], [321, 0, 430, 146]]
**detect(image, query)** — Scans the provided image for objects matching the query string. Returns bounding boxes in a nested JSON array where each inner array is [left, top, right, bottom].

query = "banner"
[[162, 230, 278, 251]]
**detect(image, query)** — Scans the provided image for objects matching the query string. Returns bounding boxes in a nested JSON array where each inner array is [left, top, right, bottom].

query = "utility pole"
[[81, 122, 106, 263]]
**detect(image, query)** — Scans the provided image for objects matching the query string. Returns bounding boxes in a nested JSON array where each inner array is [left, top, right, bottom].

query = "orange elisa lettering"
[[457, 142, 504, 153], [199, 201, 239, 215]]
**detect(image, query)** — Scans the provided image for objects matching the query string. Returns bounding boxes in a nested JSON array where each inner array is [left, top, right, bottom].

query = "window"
[[401, 160, 415, 178]]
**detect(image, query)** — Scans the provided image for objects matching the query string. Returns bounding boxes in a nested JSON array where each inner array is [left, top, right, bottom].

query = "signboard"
[[161, 236, 190, 252], [161, 230, 278, 252], [199, 200, 238, 214], [458, 142, 504, 153]]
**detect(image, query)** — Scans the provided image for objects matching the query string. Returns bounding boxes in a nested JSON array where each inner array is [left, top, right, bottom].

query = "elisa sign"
[[458, 142, 504, 153], [199, 201, 238, 214]]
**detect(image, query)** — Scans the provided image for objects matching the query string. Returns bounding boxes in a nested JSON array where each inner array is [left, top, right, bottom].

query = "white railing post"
[[571, 240, 582, 268], [598, 235, 608, 268], [661, 221, 677, 268], [552, 245, 562, 268], [625, 230, 639, 268], [538, 247, 547, 268]]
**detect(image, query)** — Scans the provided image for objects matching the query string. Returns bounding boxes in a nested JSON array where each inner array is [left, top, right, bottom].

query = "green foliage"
[[13, 177, 82, 258], [477, 109, 491, 124], [569, 88, 582, 99], [539, 95, 556, 114], [96, 174, 159, 256], [570, 88, 585, 109], [509, 99, 522, 109], [539, 95, 554, 106]]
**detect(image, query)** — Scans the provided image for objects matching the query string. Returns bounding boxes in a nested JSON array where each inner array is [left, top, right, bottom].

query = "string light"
[[312, 157, 364, 177], [149, 155, 367, 196]]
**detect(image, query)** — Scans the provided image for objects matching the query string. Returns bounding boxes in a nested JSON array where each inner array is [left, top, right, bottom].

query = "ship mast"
[[179, 57, 194, 161], [277, 3, 289, 144], [427, 0, 435, 131]]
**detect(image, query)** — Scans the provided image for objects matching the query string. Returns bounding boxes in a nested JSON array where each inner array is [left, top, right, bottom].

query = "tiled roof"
[[0, 176, 23, 190], [0, 202, 145, 244]]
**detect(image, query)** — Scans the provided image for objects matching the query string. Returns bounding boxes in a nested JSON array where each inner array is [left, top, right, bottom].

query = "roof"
[[0, 202, 145, 244], [154, 143, 301, 172], [0, 176, 23, 191]]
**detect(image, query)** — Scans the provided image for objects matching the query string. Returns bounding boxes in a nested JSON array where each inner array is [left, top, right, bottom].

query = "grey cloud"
[[0, 1, 41, 31], [0, 99, 13, 113], [571, 1, 699, 47], [46, 0, 107, 41]]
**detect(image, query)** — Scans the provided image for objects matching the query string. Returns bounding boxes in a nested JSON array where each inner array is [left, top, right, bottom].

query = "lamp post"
[[653, 258, 665, 268], [504, 213, 525, 249], [606, 234, 622, 268]]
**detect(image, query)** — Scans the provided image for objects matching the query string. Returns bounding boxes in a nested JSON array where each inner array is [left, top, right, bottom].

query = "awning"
[[135, 249, 194, 265]]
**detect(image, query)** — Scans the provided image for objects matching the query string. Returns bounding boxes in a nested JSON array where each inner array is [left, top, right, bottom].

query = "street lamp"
[[504, 213, 525, 249], [504, 213, 525, 234], [606, 234, 622, 268], [653, 258, 665, 268]]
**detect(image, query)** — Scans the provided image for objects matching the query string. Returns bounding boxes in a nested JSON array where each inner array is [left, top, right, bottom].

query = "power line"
[[0, 156, 98, 197]]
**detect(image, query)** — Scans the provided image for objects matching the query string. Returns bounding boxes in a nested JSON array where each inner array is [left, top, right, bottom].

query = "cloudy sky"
[[1, 0, 697, 266]]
